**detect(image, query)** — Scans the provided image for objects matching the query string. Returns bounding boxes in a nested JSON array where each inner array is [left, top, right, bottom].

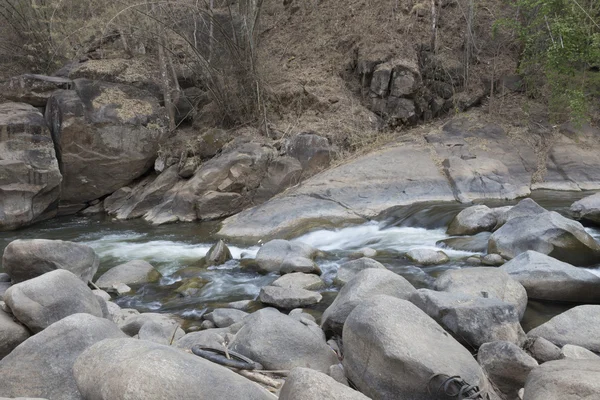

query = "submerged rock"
[[438, 232, 491, 253], [73, 338, 276, 400], [2, 239, 99, 284], [4, 269, 103, 333], [343, 295, 490, 400]]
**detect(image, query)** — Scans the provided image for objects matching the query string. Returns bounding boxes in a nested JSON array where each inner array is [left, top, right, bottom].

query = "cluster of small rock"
[[1, 196, 600, 399]]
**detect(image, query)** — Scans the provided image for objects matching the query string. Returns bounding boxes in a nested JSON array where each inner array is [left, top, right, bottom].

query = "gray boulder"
[[2, 74, 72, 107], [117, 312, 182, 336], [437, 232, 491, 253], [434, 267, 528, 319], [2, 239, 99, 284], [343, 296, 490, 400], [0, 313, 126, 399], [488, 210, 600, 266], [322, 269, 416, 335], [259, 286, 322, 309], [528, 305, 600, 352], [254, 240, 319, 274], [205, 240, 232, 267], [285, 132, 334, 174], [4, 269, 103, 333], [477, 341, 538, 399], [447, 205, 511, 235], [406, 248, 449, 265], [482, 253, 504, 266], [229, 308, 338, 373], [173, 329, 229, 351], [73, 338, 276, 400], [500, 251, 600, 303], [204, 308, 248, 328], [494, 198, 546, 229], [524, 336, 562, 364], [0, 310, 29, 359], [334, 257, 387, 286], [410, 289, 526, 348], [278, 367, 369, 400], [560, 344, 600, 360], [523, 359, 600, 400], [0, 281, 11, 300], [570, 192, 600, 225], [95, 260, 161, 289], [0, 102, 62, 231], [270, 272, 325, 290], [138, 320, 185, 345], [45, 79, 168, 206]]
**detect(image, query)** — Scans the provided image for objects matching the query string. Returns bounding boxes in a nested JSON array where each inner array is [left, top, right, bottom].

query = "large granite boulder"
[[570, 192, 600, 225], [95, 260, 161, 289], [438, 232, 492, 253], [73, 338, 275, 400], [229, 308, 338, 373], [477, 341, 538, 399], [523, 359, 600, 400], [321, 269, 417, 335], [0, 102, 62, 230], [500, 251, 600, 303], [488, 210, 600, 266], [2, 74, 72, 107], [447, 205, 511, 235], [528, 305, 600, 352], [0, 310, 29, 359], [278, 367, 369, 400], [334, 257, 387, 286], [253, 240, 319, 274], [0, 313, 127, 399], [410, 289, 525, 348], [343, 296, 491, 400], [45, 78, 168, 206], [2, 239, 99, 284], [493, 198, 547, 229], [4, 269, 103, 333], [434, 267, 528, 319]]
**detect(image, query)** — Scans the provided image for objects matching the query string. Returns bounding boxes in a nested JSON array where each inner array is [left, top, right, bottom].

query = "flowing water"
[[1, 190, 599, 331]]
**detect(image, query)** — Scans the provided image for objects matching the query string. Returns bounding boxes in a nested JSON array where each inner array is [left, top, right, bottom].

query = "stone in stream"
[[118, 312, 182, 337], [488, 209, 600, 266], [0, 313, 127, 399], [321, 269, 417, 335], [434, 267, 528, 319], [477, 341, 538, 400], [229, 308, 338, 373], [493, 198, 547, 229], [343, 295, 492, 400], [406, 248, 449, 265], [569, 192, 600, 225], [254, 239, 320, 274], [204, 240, 233, 266], [0, 309, 30, 359], [270, 272, 325, 290], [560, 344, 600, 360], [482, 253, 504, 266], [278, 367, 369, 400], [203, 308, 248, 328], [527, 305, 600, 352], [0, 102, 62, 231], [4, 269, 103, 333], [95, 259, 162, 289], [349, 247, 377, 259], [73, 338, 276, 400], [259, 286, 322, 309], [437, 232, 491, 253], [447, 205, 511, 235], [410, 289, 526, 348], [334, 257, 387, 286], [522, 359, 600, 400], [500, 251, 600, 303], [2, 239, 99, 284]]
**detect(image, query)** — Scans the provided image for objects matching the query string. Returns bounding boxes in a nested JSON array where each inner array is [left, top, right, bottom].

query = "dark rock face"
[[1, 74, 73, 107], [0, 102, 62, 231], [45, 78, 168, 206]]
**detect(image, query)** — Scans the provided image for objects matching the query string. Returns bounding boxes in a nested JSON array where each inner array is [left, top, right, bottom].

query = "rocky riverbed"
[[1, 195, 600, 399]]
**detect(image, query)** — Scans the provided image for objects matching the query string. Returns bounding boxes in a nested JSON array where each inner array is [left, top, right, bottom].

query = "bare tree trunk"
[[430, 0, 437, 52], [208, 0, 214, 63]]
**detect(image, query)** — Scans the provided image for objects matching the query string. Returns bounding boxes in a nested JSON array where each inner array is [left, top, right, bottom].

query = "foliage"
[[500, 0, 600, 123]]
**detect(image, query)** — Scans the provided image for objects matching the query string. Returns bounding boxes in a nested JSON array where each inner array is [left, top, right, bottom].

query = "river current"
[[1, 191, 599, 331]]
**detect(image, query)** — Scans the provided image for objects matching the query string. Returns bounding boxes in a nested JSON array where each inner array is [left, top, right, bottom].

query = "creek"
[[1, 190, 599, 331]]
